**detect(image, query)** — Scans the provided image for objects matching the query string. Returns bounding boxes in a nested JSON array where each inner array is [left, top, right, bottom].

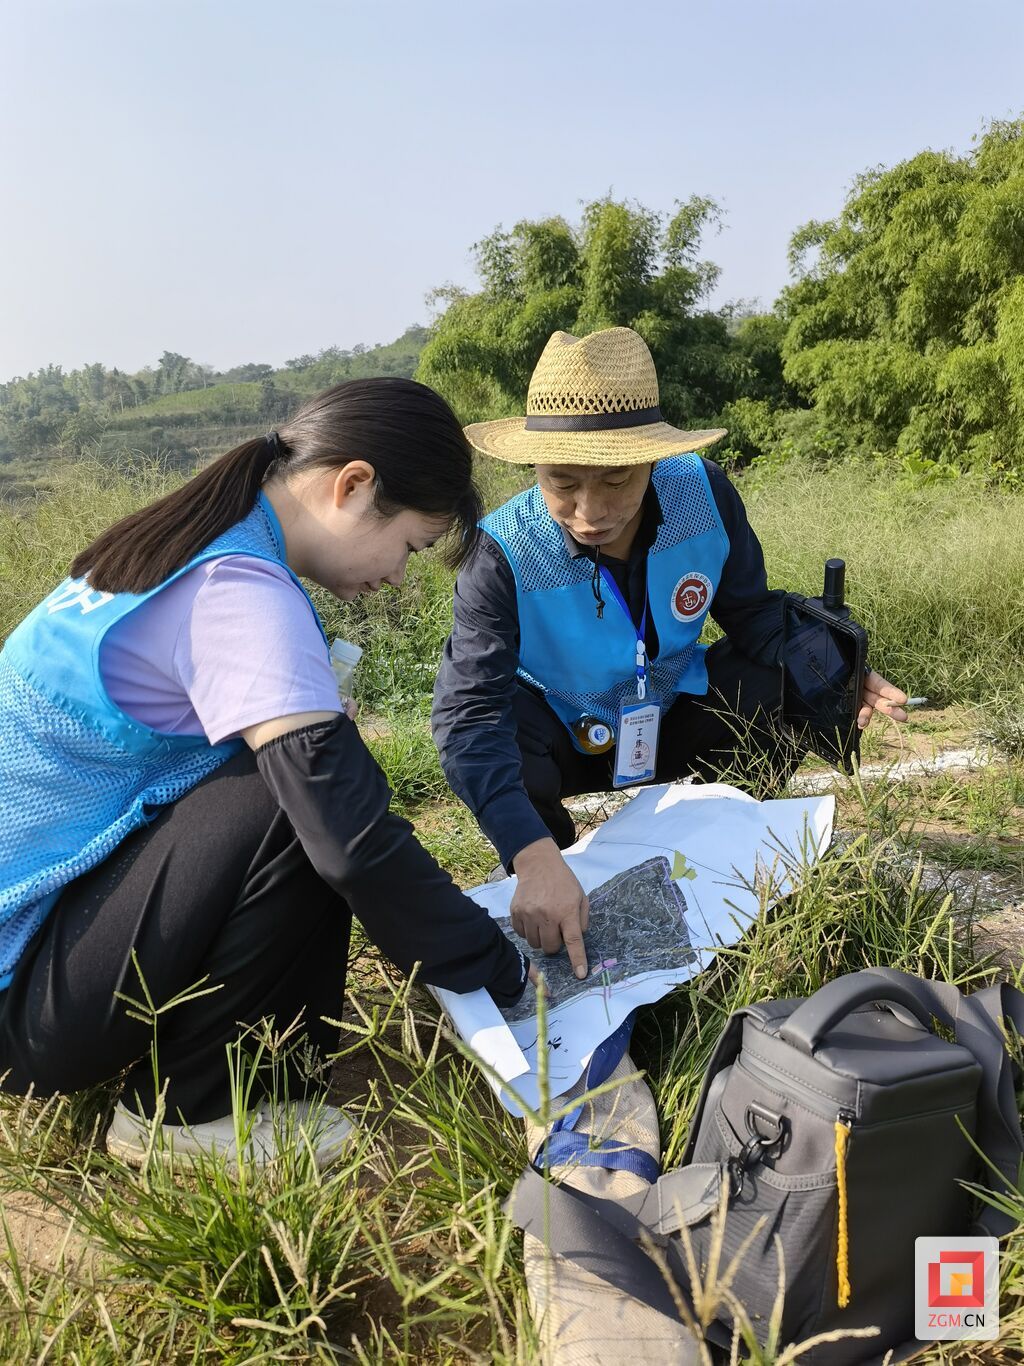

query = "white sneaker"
[[105, 1098, 355, 1173]]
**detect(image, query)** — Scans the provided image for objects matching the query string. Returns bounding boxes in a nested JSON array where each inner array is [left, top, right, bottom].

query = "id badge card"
[[612, 695, 662, 788]]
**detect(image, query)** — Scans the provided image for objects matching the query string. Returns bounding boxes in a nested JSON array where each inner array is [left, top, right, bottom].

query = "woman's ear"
[[332, 461, 376, 509]]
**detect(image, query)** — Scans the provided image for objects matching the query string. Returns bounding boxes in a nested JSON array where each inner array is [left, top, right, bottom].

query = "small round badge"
[[630, 738, 651, 768], [671, 572, 712, 622]]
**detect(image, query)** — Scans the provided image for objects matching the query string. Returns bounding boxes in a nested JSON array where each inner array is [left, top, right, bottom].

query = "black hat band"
[[523, 405, 663, 433]]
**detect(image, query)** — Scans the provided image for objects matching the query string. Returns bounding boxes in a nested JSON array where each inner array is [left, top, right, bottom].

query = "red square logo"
[[917, 1236, 998, 1341], [928, 1251, 986, 1308]]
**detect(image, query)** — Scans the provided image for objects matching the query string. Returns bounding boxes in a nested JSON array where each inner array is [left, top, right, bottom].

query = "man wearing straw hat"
[[432, 328, 907, 976]]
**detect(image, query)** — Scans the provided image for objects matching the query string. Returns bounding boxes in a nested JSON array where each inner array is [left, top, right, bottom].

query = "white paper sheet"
[[434, 782, 835, 1116]]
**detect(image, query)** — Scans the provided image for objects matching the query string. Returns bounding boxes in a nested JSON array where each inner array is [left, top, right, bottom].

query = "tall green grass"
[[7, 454, 1021, 710], [2, 765, 1022, 1361], [0, 459, 184, 640], [330, 456, 1024, 724], [746, 460, 1024, 703], [3, 454, 1023, 815], [1, 452, 1023, 1357]]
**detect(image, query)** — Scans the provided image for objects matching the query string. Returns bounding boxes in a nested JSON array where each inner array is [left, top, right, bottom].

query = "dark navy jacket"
[[432, 459, 785, 868]]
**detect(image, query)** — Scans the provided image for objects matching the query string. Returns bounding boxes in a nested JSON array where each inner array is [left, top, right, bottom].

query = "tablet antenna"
[[822, 558, 846, 611]]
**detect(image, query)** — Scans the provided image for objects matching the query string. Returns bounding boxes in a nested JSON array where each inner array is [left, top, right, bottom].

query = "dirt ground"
[[1, 1190, 107, 1284]]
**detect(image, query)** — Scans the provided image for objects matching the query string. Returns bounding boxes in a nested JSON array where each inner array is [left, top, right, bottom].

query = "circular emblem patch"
[[671, 572, 712, 622]]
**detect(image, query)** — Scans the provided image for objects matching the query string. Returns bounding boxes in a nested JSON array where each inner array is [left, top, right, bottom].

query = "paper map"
[[494, 855, 697, 1024], [433, 781, 834, 1115]]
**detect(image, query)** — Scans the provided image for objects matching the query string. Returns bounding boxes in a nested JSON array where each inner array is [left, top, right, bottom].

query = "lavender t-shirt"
[[99, 556, 340, 745]]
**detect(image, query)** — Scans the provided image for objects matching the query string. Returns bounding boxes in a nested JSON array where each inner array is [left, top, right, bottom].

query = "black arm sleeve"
[[431, 535, 552, 870], [703, 459, 787, 666], [255, 716, 528, 1007]]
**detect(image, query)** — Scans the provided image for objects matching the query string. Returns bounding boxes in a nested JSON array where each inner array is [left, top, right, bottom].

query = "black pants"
[[0, 749, 349, 1123], [515, 637, 804, 850]]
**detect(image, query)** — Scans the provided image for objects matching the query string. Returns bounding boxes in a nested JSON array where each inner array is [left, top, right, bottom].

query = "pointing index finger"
[[561, 917, 590, 980]]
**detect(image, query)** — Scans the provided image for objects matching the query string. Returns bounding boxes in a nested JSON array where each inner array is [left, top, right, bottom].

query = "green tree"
[[106, 368, 145, 411], [154, 352, 210, 394], [781, 118, 1024, 470], [283, 328, 428, 392], [155, 352, 189, 394], [417, 196, 750, 427], [77, 362, 108, 404], [259, 376, 290, 422], [220, 362, 274, 383], [0, 365, 79, 457]]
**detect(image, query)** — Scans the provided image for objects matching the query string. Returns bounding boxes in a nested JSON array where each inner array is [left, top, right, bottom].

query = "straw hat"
[[465, 327, 726, 466]]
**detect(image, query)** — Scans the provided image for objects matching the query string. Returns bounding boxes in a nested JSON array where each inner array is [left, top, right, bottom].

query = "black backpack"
[[509, 968, 1024, 1363]]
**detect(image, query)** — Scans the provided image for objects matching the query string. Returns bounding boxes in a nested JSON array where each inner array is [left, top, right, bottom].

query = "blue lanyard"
[[598, 566, 648, 700]]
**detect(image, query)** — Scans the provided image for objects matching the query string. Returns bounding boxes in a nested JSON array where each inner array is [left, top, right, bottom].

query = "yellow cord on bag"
[[834, 1119, 851, 1308]]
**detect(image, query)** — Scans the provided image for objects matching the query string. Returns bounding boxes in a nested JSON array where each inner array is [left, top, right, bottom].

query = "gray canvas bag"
[[509, 968, 1024, 1363]]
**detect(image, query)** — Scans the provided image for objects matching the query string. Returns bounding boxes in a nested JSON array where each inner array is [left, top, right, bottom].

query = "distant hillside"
[[0, 326, 429, 493], [111, 383, 262, 425]]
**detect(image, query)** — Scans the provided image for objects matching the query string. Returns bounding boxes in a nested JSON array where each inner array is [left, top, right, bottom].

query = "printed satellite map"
[[495, 854, 697, 1024]]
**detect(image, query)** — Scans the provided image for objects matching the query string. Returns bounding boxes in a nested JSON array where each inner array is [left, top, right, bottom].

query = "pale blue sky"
[[2, 0, 1022, 380]]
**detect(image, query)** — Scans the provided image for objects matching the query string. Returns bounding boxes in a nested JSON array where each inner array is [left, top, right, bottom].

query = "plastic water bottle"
[[330, 638, 363, 702], [570, 714, 615, 754]]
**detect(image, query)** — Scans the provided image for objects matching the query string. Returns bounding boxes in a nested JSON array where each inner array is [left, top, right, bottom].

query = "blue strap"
[[551, 1013, 635, 1135], [598, 567, 649, 698], [597, 568, 647, 644], [534, 1013, 661, 1183], [540, 1129, 662, 1182]]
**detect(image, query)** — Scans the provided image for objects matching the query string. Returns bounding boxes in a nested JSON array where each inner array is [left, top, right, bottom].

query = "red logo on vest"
[[671, 573, 712, 622]]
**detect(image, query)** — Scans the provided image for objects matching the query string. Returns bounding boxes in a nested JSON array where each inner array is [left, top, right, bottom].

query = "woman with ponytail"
[[0, 378, 531, 1169]]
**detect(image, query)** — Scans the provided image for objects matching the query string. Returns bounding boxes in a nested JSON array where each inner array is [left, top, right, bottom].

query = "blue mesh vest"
[[481, 455, 730, 748], [0, 493, 327, 988]]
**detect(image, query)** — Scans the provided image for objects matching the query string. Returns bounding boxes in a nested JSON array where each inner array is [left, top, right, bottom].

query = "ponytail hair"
[[70, 378, 482, 594]]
